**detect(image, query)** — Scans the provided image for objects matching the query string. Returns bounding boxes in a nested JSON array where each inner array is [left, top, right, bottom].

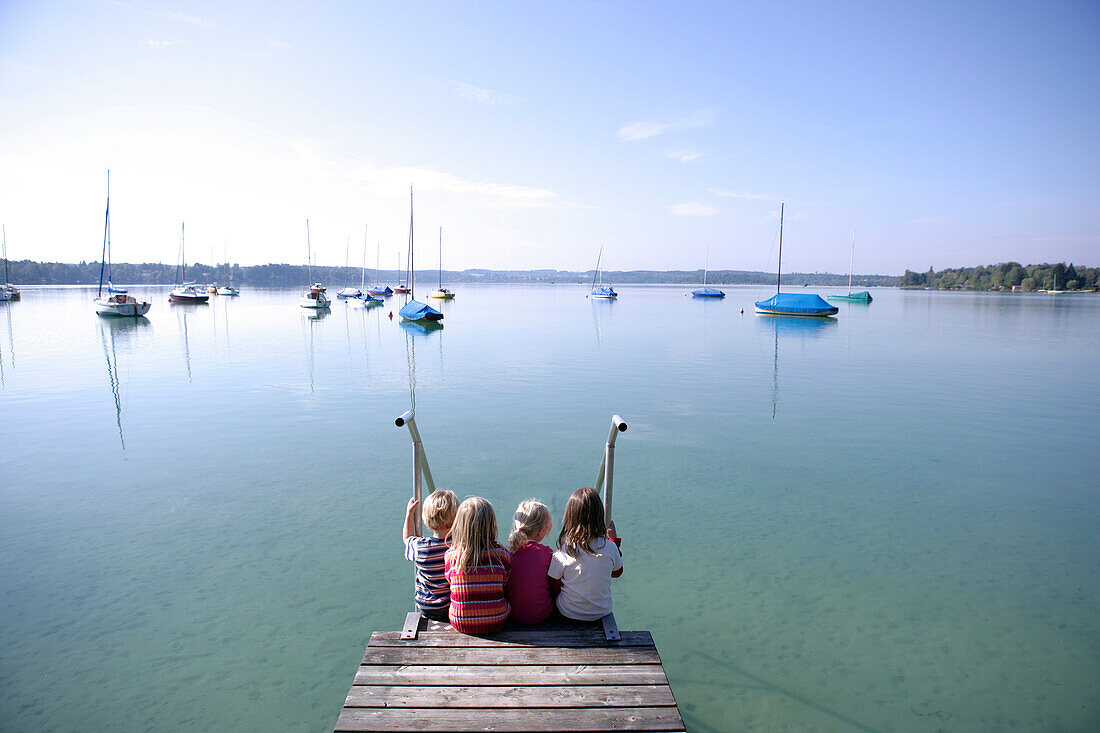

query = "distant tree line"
[[900, 262, 1098, 291], [1, 259, 900, 287]]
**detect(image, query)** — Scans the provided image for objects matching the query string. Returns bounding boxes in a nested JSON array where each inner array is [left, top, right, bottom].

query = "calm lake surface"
[[1, 284, 1098, 732]]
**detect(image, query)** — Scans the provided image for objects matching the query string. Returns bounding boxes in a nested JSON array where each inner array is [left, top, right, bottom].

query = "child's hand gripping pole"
[[594, 414, 628, 525]]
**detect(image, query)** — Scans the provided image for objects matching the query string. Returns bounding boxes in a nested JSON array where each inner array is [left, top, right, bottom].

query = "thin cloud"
[[618, 107, 718, 142], [671, 202, 718, 217], [618, 121, 670, 141], [664, 149, 704, 163], [422, 76, 524, 106], [267, 39, 292, 50], [145, 40, 176, 47]]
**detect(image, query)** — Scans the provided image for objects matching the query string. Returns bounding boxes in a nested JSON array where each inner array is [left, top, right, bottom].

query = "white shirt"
[[548, 537, 622, 621]]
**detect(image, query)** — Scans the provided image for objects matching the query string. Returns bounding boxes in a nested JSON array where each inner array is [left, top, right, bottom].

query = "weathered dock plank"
[[353, 664, 670, 686], [343, 684, 677, 708], [335, 707, 686, 732], [335, 619, 685, 733], [362, 646, 661, 665]]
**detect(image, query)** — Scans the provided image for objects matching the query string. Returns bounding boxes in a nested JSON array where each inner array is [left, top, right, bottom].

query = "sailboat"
[[337, 234, 363, 299], [366, 229, 393, 296], [691, 244, 725, 298], [827, 233, 872, 303], [95, 172, 152, 316], [1, 226, 19, 301], [217, 241, 239, 296], [429, 227, 455, 299], [350, 226, 383, 307], [393, 252, 410, 294], [300, 219, 331, 309], [754, 204, 838, 317], [169, 222, 210, 303], [398, 188, 443, 323], [589, 248, 617, 299]]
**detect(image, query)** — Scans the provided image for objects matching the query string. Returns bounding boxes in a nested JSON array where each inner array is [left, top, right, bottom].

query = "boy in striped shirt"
[[402, 490, 458, 620]]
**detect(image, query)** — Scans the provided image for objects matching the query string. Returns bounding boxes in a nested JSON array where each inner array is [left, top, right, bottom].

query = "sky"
[[1, 0, 1098, 274]]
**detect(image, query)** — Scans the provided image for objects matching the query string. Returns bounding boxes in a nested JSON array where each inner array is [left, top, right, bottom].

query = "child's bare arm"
[[549, 577, 562, 597], [402, 498, 420, 544], [608, 522, 624, 577]]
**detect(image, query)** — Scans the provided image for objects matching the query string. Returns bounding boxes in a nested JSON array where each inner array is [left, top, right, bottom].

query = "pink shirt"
[[505, 541, 554, 624]]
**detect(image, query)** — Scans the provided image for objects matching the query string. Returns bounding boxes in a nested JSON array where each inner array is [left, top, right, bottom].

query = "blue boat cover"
[[399, 299, 443, 321], [367, 284, 393, 294], [755, 293, 838, 315], [591, 285, 617, 297], [357, 293, 383, 302], [692, 287, 725, 298]]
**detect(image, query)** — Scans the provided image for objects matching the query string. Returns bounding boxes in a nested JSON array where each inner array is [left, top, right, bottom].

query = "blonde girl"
[[505, 499, 555, 624], [548, 487, 623, 621], [444, 497, 511, 633]]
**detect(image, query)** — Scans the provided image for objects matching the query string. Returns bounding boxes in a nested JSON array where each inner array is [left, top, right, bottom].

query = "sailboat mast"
[[438, 227, 443, 288], [180, 222, 186, 283], [361, 225, 368, 289], [99, 171, 110, 297], [776, 203, 784, 294], [344, 235, 351, 287], [703, 244, 709, 287], [407, 187, 415, 299], [306, 219, 312, 284], [3, 225, 8, 287], [847, 231, 855, 296], [592, 248, 603, 289]]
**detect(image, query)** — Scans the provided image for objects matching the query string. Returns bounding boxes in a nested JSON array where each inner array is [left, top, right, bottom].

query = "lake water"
[[1, 284, 1098, 732]]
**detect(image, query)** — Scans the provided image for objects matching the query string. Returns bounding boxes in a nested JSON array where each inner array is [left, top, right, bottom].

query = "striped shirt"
[[404, 536, 450, 613], [444, 544, 511, 633]]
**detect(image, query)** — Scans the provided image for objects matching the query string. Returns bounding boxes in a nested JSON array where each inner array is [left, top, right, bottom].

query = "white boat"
[[429, 227, 455, 299], [300, 220, 331, 309], [94, 172, 151, 316], [169, 223, 210, 303], [336, 234, 363, 298], [301, 283, 331, 308], [2, 226, 21, 301], [217, 241, 240, 295]]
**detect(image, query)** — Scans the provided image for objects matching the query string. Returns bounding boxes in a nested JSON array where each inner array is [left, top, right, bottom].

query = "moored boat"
[[398, 188, 444, 323], [1, 226, 17, 301], [691, 244, 725, 298], [94, 172, 151, 316], [169, 223, 209, 303], [827, 232, 873, 303], [754, 203, 837, 317], [299, 220, 330, 309], [589, 248, 617, 299]]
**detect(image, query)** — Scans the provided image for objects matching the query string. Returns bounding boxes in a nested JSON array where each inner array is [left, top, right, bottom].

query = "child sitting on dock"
[[402, 490, 458, 621], [548, 487, 623, 622], [505, 499, 555, 625], [445, 497, 511, 633]]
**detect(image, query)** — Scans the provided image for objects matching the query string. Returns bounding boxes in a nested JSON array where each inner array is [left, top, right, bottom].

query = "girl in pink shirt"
[[505, 499, 554, 624]]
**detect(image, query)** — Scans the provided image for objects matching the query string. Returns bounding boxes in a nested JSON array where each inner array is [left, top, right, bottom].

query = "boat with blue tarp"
[[692, 245, 725, 298], [754, 203, 837, 317], [589, 248, 617, 299], [398, 188, 443, 323]]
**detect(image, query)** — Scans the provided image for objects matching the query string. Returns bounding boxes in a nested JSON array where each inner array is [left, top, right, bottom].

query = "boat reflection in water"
[[99, 315, 151, 451], [399, 319, 442, 336], [757, 314, 837, 420]]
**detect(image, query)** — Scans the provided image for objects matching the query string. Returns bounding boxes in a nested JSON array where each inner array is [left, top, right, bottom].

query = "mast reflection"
[[98, 316, 151, 452]]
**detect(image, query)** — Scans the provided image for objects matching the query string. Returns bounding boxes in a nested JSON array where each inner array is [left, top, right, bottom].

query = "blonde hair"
[[509, 499, 552, 553], [422, 490, 457, 532], [448, 497, 498, 574]]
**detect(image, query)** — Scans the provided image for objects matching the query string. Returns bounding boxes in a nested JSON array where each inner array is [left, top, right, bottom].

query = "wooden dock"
[[334, 617, 685, 732]]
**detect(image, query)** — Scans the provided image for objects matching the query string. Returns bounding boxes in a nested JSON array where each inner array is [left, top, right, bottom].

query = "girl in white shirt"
[[548, 487, 623, 621]]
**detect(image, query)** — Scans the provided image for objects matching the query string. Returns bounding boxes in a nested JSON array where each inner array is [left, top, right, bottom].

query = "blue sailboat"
[[590, 248, 617, 299], [398, 188, 443, 323], [754, 203, 838, 317], [692, 245, 725, 298]]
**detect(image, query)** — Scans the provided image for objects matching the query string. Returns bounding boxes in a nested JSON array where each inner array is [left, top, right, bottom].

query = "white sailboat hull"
[[95, 296, 151, 317]]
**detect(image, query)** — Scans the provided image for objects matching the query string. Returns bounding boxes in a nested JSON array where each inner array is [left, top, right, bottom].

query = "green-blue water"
[[1, 285, 1097, 731]]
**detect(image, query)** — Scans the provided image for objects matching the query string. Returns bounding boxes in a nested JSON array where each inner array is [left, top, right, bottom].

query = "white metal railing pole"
[[396, 410, 437, 536], [594, 414, 627, 523]]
